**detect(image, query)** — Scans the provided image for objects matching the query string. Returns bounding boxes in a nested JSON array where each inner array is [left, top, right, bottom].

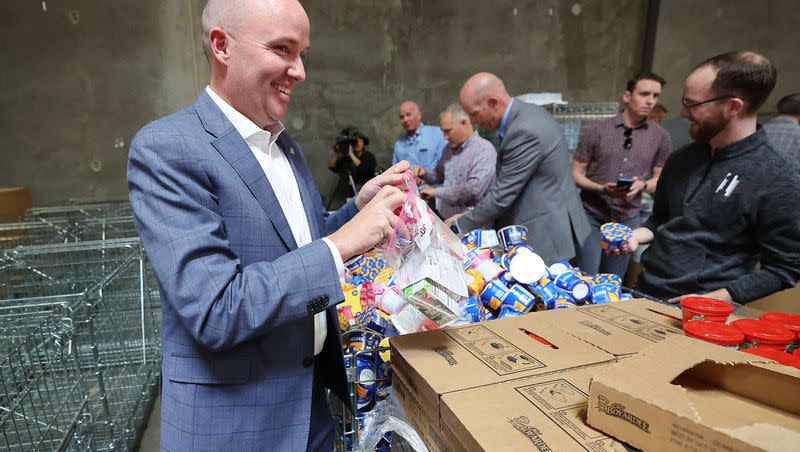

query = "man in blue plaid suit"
[[127, 0, 409, 450]]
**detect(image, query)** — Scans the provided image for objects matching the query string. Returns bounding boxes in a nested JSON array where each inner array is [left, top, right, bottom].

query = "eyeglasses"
[[681, 95, 734, 109], [623, 127, 633, 150]]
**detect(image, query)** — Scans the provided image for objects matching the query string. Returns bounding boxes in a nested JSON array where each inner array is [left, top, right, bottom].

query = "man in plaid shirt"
[[412, 103, 497, 220]]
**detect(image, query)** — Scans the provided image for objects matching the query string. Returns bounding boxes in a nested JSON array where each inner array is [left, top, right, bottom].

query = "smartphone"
[[616, 178, 634, 190]]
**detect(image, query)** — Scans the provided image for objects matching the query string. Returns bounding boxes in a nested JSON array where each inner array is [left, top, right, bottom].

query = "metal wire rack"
[[21, 203, 132, 224], [546, 102, 621, 152], [0, 217, 138, 250], [331, 339, 393, 452], [0, 238, 161, 451], [0, 318, 95, 452]]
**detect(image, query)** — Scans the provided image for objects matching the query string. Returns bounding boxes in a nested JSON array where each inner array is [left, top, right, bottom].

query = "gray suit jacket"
[[460, 99, 590, 262], [128, 91, 356, 451]]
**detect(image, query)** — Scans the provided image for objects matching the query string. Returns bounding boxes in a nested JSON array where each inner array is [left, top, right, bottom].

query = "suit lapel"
[[195, 92, 298, 250], [278, 134, 321, 240]]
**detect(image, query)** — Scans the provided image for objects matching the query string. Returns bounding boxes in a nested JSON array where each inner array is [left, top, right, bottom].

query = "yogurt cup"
[[760, 312, 800, 353], [683, 320, 744, 349], [679, 297, 734, 325], [731, 318, 795, 351], [498, 225, 528, 251]]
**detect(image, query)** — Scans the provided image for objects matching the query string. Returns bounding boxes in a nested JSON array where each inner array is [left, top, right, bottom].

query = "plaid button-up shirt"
[[421, 131, 497, 219]]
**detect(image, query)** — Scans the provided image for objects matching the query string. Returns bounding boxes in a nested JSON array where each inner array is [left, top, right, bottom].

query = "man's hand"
[[410, 165, 426, 185], [329, 186, 407, 261], [668, 288, 733, 304], [444, 212, 464, 228], [419, 186, 436, 200], [356, 161, 411, 209], [625, 177, 647, 202], [607, 235, 639, 256], [601, 182, 627, 198]]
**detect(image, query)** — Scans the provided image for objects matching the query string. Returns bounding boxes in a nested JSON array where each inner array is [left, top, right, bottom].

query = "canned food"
[[480, 279, 511, 310], [505, 246, 547, 285], [462, 228, 500, 249], [553, 270, 591, 302], [344, 254, 365, 274], [498, 225, 528, 251], [683, 320, 745, 349], [355, 355, 376, 409], [547, 261, 573, 278], [552, 298, 577, 309], [355, 307, 388, 335], [503, 284, 540, 313], [593, 273, 622, 288], [732, 319, 795, 351], [760, 312, 800, 353], [680, 297, 733, 325], [465, 267, 488, 297], [528, 278, 560, 310], [498, 305, 525, 318], [347, 330, 382, 351], [599, 222, 633, 251], [590, 283, 621, 304]]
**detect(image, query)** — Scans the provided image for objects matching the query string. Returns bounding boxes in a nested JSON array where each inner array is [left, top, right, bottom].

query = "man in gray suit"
[[450, 72, 590, 263]]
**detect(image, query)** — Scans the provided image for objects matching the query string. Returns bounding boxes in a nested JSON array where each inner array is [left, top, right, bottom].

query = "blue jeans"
[[575, 211, 641, 278]]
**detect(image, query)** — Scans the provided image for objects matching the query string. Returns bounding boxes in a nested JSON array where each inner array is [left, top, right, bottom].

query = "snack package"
[[381, 173, 468, 325]]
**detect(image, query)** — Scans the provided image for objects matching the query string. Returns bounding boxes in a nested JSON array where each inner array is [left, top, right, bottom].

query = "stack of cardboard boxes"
[[391, 299, 800, 451]]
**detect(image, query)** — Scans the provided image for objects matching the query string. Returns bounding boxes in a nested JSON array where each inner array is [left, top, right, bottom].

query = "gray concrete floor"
[[136, 396, 160, 452]]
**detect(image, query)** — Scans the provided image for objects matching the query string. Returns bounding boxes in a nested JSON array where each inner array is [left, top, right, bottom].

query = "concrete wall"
[[652, 0, 800, 119], [1, 1, 796, 205]]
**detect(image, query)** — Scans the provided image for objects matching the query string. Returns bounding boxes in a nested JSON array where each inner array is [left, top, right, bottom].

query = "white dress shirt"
[[206, 86, 344, 355]]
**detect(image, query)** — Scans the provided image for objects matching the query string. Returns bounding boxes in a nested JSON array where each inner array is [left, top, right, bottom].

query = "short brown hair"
[[696, 51, 777, 114], [626, 72, 666, 93]]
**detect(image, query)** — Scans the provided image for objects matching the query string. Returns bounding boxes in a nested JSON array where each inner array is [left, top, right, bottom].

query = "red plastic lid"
[[760, 312, 800, 335], [731, 319, 795, 345], [742, 347, 800, 369], [680, 297, 734, 315], [684, 320, 744, 346]]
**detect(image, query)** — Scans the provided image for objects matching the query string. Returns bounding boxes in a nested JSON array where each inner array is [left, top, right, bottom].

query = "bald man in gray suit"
[[451, 72, 590, 263]]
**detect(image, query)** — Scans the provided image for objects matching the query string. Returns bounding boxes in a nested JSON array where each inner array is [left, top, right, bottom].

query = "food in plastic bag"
[[380, 172, 468, 325]]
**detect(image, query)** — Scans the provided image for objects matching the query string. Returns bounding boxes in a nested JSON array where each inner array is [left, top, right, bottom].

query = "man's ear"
[[728, 97, 746, 117], [623, 90, 632, 105], [208, 27, 231, 64], [487, 97, 498, 110]]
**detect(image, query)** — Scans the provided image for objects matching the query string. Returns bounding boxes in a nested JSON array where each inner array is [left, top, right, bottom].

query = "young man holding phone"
[[572, 72, 672, 276]]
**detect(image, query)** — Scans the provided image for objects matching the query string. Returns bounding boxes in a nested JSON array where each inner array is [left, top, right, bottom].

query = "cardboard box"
[[0, 187, 31, 223], [747, 285, 800, 315], [441, 364, 628, 451], [393, 371, 465, 452], [588, 335, 800, 451], [535, 299, 686, 357], [389, 314, 616, 428]]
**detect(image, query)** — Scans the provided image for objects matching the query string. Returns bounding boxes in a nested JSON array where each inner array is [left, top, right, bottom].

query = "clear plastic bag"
[[380, 173, 468, 325], [354, 391, 429, 452]]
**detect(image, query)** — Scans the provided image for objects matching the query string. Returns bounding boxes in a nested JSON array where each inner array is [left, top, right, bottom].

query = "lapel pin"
[[289, 147, 295, 155]]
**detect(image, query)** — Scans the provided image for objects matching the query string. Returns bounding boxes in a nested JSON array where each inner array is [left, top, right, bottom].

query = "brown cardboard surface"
[[393, 372, 465, 452], [0, 187, 31, 223], [587, 335, 800, 452], [390, 313, 616, 425], [535, 299, 686, 357], [441, 364, 628, 451], [747, 285, 800, 315]]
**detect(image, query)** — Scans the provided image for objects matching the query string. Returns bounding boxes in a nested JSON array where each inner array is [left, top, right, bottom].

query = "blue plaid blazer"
[[128, 91, 356, 451]]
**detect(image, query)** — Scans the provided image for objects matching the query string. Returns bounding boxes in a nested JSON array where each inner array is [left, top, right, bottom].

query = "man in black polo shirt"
[[616, 51, 800, 304]]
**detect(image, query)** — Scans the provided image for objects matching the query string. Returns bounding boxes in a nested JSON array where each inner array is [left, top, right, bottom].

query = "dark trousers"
[[306, 361, 335, 451]]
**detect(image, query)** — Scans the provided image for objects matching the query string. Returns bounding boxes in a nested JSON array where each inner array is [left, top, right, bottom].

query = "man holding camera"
[[328, 129, 377, 188], [572, 72, 672, 277]]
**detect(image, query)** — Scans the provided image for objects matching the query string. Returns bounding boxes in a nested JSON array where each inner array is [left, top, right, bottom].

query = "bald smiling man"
[[452, 72, 591, 263], [127, 1, 410, 450]]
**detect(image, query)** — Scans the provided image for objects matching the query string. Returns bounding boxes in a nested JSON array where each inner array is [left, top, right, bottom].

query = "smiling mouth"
[[271, 83, 291, 95]]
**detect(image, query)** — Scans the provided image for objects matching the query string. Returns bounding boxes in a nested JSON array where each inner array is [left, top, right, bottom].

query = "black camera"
[[334, 134, 356, 155]]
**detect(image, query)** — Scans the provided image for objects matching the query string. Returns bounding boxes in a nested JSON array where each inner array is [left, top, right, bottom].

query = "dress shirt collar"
[[614, 113, 649, 130], [205, 86, 285, 146], [404, 123, 424, 142], [454, 130, 479, 153], [498, 98, 514, 139]]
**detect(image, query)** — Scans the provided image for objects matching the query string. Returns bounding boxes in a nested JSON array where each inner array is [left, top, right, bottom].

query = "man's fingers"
[[391, 160, 411, 173], [384, 191, 408, 210]]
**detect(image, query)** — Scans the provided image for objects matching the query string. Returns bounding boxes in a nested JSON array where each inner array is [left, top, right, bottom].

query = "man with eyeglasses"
[[572, 72, 672, 277], [615, 51, 800, 305]]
